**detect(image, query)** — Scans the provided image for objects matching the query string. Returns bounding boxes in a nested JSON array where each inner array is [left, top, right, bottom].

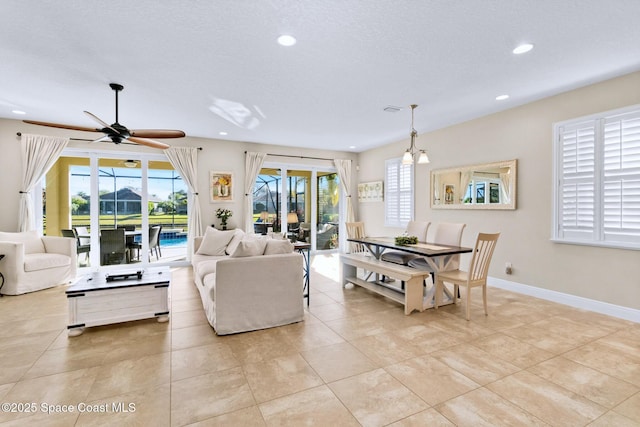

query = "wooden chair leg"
[[465, 284, 471, 321], [434, 278, 442, 309], [482, 284, 488, 316]]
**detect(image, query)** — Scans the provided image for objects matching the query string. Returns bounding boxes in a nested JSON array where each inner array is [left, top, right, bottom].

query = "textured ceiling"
[[2, 0, 640, 152]]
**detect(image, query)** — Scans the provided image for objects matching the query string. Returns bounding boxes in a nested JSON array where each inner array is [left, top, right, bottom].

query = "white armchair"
[[0, 231, 77, 295]]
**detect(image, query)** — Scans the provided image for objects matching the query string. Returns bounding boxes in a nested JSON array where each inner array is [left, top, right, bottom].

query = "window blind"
[[385, 158, 413, 227], [554, 105, 640, 249]]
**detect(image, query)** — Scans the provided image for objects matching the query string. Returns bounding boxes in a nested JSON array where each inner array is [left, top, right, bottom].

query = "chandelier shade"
[[401, 104, 430, 165]]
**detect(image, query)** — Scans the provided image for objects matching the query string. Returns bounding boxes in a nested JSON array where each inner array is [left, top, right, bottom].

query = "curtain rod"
[[16, 132, 202, 149], [245, 150, 334, 161]]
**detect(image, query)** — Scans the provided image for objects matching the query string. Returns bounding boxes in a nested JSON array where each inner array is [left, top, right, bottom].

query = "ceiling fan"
[[23, 83, 185, 149]]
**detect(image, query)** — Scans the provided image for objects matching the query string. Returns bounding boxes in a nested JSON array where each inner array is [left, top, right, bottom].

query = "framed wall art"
[[210, 171, 233, 202], [357, 181, 383, 202]]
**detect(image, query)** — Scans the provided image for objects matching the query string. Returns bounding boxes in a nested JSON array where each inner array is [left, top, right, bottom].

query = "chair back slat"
[[469, 233, 500, 282]]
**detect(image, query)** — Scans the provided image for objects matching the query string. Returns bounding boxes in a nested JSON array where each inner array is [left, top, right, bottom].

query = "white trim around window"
[[552, 104, 640, 250]]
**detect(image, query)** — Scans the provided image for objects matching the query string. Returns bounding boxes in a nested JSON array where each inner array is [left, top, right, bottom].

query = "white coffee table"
[[66, 267, 171, 336]]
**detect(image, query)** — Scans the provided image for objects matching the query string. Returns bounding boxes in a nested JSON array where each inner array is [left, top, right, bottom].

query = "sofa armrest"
[[194, 236, 203, 254], [42, 236, 76, 257], [0, 242, 24, 283]]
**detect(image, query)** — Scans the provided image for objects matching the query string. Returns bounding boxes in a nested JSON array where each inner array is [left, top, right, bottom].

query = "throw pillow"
[[225, 228, 246, 255], [196, 227, 236, 256], [263, 239, 294, 255], [229, 238, 268, 258]]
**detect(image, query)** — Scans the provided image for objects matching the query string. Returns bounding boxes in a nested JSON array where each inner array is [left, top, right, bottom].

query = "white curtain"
[[334, 159, 355, 223], [165, 147, 203, 259], [19, 134, 69, 232], [244, 152, 267, 233], [459, 171, 472, 204]]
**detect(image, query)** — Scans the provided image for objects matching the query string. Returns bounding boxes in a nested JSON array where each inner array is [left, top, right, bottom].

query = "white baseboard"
[[488, 277, 640, 324]]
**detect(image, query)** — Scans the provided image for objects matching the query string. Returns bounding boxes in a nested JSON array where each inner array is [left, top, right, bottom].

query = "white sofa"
[[0, 231, 77, 295], [192, 227, 304, 335]]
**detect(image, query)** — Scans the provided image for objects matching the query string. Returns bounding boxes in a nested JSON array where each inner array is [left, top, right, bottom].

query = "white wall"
[[357, 71, 640, 311], [0, 119, 357, 235]]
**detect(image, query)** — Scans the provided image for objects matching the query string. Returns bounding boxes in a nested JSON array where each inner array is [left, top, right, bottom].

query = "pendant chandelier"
[[402, 104, 430, 165]]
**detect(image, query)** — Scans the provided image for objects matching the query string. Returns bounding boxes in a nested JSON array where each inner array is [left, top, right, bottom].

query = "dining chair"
[[434, 232, 500, 320], [62, 229, 90, 264], [118, 225, 138, 259], [345, 221, 373, 280], [408, 222, 467, 276], [100, 228, 129, 265]]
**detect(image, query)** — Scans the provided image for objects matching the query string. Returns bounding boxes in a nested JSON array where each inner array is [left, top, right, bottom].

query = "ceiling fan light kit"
[[23, 83, 185, 150]]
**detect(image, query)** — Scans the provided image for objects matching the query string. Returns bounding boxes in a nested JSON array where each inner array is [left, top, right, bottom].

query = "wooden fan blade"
[[83, 111, 120, 133], [23, 119, 99, 133], [130, 129, 186, 139], [127, 137, 170, 150]]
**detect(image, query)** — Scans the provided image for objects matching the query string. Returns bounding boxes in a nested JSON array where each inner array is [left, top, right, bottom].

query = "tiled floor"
[[0, 253, 639, 426]]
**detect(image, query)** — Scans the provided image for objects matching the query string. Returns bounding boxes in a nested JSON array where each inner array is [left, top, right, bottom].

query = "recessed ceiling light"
[[512, 43, 534, 54], [277, 35, 296, 47], [219, 131, 228, 136], [349, 145, 356, 149], [496, 94, 509, 101], [12, 110, 26, 115]]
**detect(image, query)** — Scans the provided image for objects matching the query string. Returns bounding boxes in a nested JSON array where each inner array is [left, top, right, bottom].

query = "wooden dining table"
[[345, 236, 473, 309]]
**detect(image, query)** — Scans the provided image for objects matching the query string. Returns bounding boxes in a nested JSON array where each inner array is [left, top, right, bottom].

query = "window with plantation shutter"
[[385, 158, 413, 227], [553, 105, 640, 250]]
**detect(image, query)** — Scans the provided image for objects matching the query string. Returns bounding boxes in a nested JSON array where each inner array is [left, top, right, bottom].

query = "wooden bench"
[[340, 253, 432, 315]]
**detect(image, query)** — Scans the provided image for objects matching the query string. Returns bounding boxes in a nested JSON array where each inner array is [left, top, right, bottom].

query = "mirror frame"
[[430, 159, 517, 210]]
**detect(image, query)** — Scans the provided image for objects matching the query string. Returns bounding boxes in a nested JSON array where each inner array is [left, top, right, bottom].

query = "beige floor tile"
[[487, 370, 607, 426], [324, 312, 392, 341], [86, 353, 170, 401], [23, 345, 110, 379], [435, 387, 548, 426], [187, 406, 266, 426], [386, 408, 456, 426], [529, 356, 639, 408], [424, 314, 495, 342], [224, 328, 298, 365], [0, 367, 99, 424], [0, 347, 49, 384], [307, 301, 349, 322], [259, 385, 360, 426], [171, 342, 240, 381], [101, 332, 171, 364], [170, 323, 223, 351], [170, 308, 209, 330], [277, 320, 345, 351], [0, 314, 68, 338], [300, 341, 378, 383], [530, 316, 615, 345], [501, 322, 583, 354], [170, 367, 255, 426], [564, 339, 640, 387], [613, 392, 640, 423], [75, 383, 170, 427], [431, 343, 520, 385], [0, 383, 13, 400], [395, 323, 466, 353], [171, 296, 205, 313], [329, 368, 428, 427], [588, 410, 640, 427], [470, 332, 554, 368], [351, 331, 426, 366], [385, 355, 479, 406], [243, 353, 324, 403]]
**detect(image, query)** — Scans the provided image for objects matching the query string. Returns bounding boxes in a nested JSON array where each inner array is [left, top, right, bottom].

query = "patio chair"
[[100, 228, 129, 265], [62, 229, 90, 264], [434, 232, 500, 320], [149, 225, 162, 260]]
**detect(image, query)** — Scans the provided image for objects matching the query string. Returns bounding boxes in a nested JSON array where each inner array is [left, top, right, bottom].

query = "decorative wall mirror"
[[430, 159, 517, 210]]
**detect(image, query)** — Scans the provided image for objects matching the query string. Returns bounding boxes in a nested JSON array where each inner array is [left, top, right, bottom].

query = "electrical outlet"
[[505, 262, 513, 275]]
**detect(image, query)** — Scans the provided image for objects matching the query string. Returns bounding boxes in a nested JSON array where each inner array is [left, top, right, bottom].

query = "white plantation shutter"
[[385, 158, 413, 227], [554, 105, 640, 249], [602, 111, 640, 243]]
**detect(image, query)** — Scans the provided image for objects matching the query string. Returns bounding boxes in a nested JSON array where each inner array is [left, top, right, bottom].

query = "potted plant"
[[216, 208, 232, 230]]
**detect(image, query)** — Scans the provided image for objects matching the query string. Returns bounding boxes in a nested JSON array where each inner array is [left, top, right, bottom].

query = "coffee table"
[[66, 267, 171, 336]]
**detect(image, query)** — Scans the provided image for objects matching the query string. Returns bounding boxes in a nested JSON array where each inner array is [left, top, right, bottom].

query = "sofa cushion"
[[230, 238, 268, 258], [264, 239, 294, 255], [195, 258, 222, 281], [0, 231, 45, 254], [23, 253, 70, 272], [197, 227, 236, 256], [225, 229, 246, 255]]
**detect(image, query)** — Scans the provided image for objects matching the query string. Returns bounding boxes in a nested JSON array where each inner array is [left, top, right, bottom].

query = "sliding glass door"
[[42, 150, 188, 269], [252, 164, 340, 251]]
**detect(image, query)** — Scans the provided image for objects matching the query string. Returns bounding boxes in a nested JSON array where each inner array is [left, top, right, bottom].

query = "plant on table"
[[216, 208, 233, 230]]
